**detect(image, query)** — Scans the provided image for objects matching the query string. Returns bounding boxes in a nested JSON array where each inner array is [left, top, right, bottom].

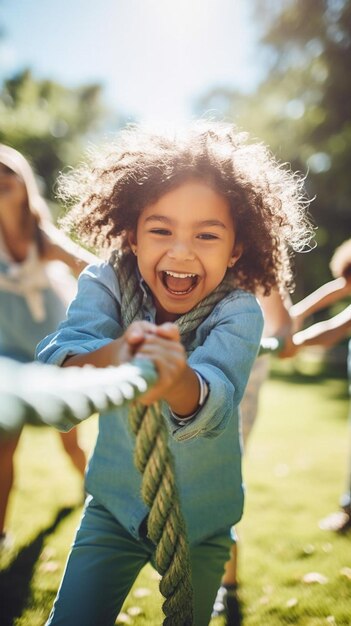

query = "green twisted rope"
[[113, 251, 233, 625], [129, 402, 192, 626]]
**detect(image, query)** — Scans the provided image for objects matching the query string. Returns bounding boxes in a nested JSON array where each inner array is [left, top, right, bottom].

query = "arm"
[[163, 292, 264, 440], [36, 263, 125, 365], [40, 222, 98, 278], [289, 277, 351, 327], [293, 304, 351, 349]]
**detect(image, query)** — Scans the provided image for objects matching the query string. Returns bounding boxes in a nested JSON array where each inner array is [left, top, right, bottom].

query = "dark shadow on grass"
[[0, 506, 77, 626]]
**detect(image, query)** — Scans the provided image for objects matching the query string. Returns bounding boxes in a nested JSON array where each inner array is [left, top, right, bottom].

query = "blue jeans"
[[46, 497, 232, 626]]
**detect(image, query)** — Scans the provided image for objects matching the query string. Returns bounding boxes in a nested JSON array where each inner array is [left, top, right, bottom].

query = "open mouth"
[[160, 270, 199, 295]]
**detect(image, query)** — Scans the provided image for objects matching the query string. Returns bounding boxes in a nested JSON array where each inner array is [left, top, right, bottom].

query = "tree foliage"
[[0, 69, 107, 205], [196, 0, 351, 297]]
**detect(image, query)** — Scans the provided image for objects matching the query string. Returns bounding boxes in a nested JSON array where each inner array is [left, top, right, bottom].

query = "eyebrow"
[[194, 219, 227, 230], [144, 215, 172, 224], [144, 215, 227, 229]]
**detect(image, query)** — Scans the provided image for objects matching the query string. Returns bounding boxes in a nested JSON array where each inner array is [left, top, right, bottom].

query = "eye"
[[197, 233, 220, 240], [149, 228, 172, 236]]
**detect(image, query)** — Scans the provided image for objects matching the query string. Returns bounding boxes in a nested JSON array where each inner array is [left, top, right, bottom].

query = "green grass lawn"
[[1, 357, 350, 625]]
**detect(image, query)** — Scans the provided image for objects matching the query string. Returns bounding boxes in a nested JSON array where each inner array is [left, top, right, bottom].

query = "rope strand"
[[111, 250, 233, 625]]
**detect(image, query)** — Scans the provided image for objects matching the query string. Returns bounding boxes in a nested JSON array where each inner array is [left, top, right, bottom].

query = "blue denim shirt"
[[36, 262, 263, 545]]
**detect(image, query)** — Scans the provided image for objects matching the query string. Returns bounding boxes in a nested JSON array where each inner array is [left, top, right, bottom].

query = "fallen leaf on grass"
[[127, 607, 142, 617], [39, 561, 59, 573], [40, 547, 56, 561], [115, 612, 132, 624], [340, 566, 351, 580], [302, 544, 315, 555], [322, 543, 333, 553], [302, 572, 329, 584], [133, 587, 151, 598]]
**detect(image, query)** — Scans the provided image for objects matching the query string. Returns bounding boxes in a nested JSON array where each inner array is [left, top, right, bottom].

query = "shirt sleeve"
[[163, 291, 264, 441], [36, 262, 123, 366]]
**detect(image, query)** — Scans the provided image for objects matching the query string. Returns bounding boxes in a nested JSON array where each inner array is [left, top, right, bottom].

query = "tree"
[[0, 69, 107, 208], [196, 0, 351, 298]]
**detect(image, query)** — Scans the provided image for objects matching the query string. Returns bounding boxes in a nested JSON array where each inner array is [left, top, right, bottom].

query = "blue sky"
[[0, 0, 264, 124]]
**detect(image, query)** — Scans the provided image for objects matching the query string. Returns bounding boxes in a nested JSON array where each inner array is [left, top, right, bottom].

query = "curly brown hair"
[[59, 122, 315, 294]]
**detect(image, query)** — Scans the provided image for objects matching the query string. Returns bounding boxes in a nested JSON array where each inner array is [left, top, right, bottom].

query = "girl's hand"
[[62, 320, 159, 369], [134, 323, 189, 406], [116, 321, 159, 364]]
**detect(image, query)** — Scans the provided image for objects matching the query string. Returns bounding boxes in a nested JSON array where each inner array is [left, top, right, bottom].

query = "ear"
[[228, 241, 243, 268], [127, 230, 138, 255]]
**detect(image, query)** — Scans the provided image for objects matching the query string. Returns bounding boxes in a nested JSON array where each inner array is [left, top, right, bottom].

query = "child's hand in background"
[[277, 334, 299, 358]]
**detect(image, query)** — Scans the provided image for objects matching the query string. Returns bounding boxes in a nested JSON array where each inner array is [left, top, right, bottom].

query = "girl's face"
[[0, 165, 27, 218], [130, 180, 242, 323]]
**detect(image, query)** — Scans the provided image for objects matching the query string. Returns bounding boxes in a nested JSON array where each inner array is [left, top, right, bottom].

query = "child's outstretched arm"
[[289, 277, 351, 329], [292, 304, 351, 350]]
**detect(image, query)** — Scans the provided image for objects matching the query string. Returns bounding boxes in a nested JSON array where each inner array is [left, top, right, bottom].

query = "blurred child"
[[287, 238, 351, 533], [0, 144, 97, 552], [36, 122, 313, 626], [215, 242, 351, 622]]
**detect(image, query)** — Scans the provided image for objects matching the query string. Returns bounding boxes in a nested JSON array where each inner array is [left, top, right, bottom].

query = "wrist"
[[164, 366, 197, 415], [167, 368, 209, 418]]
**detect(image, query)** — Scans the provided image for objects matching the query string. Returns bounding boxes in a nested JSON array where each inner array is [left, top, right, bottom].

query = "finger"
[[137, 339, 185, 362], [155, 322, 180, 341], [136, 346, 186, 381], [141, 332, 183, 350], [125, 321, 157, 344]]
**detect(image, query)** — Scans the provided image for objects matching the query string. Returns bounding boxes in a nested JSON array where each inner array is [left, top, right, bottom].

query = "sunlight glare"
[[108, 0, 248, 126]]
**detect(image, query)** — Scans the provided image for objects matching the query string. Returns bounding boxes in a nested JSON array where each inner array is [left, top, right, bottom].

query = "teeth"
[[164, 271, 196, 279]]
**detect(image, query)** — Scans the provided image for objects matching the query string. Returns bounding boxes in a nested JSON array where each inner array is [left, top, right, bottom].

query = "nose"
[[167, 238, 195, 261]]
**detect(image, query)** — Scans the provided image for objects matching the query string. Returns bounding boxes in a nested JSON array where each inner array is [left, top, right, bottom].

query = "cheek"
[[17, 189, 27, 204], [5, 187, 27, 207], [136, 255, 152, 279]]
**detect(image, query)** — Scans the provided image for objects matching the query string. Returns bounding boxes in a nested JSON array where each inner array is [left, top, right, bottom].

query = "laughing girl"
[[37, 122, 314, 626]]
